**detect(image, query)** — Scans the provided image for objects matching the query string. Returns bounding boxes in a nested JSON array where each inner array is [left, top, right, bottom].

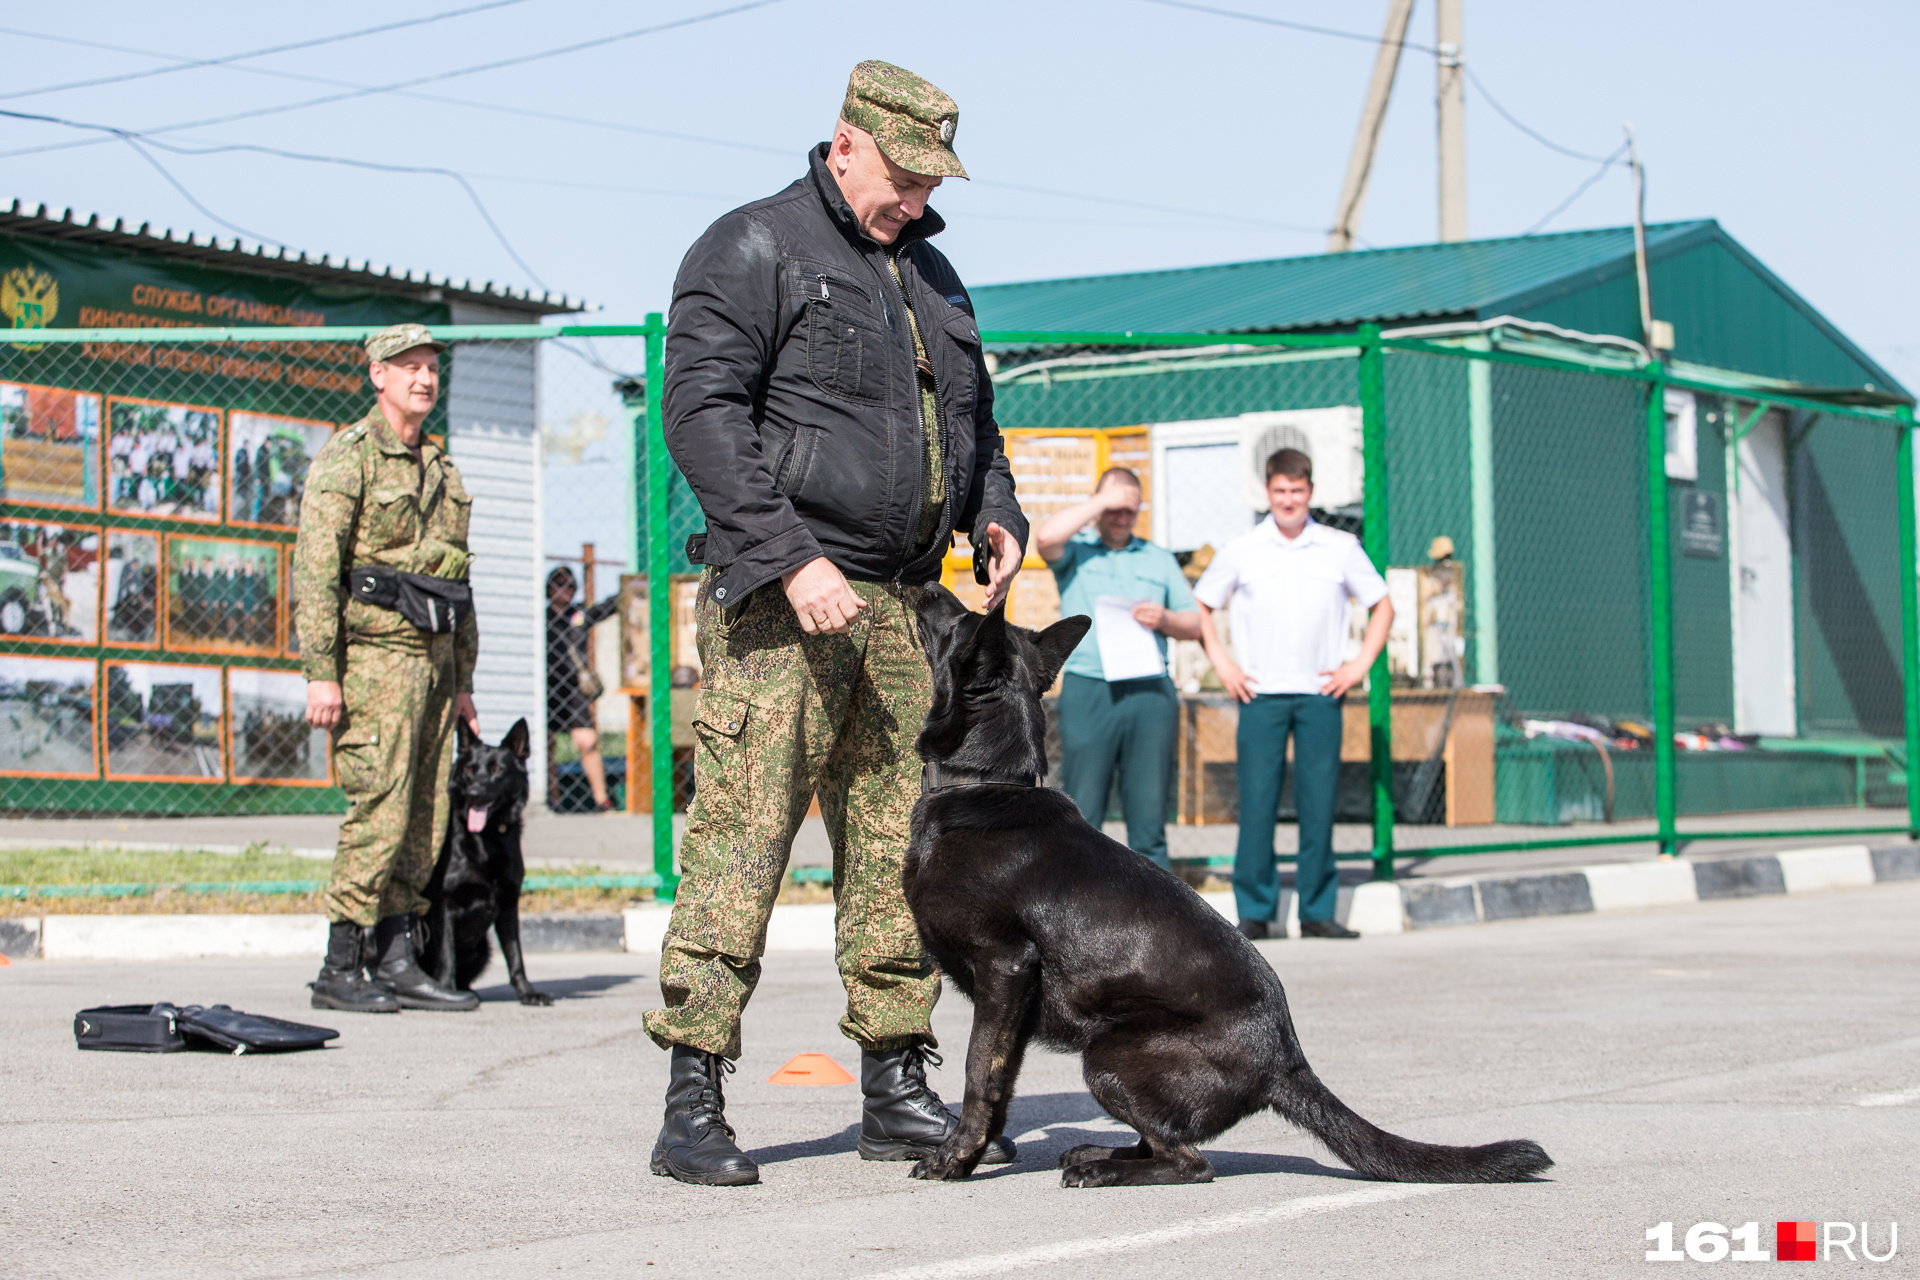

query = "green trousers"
[[323, 633, 457, 927], [643, 574, 939, 1061]]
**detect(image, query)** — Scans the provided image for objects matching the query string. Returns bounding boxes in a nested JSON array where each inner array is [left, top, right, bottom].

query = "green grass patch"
[[0, 845, 329, 886]]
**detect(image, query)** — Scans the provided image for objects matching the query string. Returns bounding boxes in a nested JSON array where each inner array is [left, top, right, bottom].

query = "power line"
[[0, 1, 535, 103], [0, 0, 784, 161], [1522, 141, 1629, 236], [1460, 66, 1616, 165]]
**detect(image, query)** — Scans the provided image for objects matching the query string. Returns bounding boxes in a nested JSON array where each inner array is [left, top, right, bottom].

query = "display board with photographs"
[[164, 535, 280, 655], [0, 520, 99, 643], [0, 654, 97, 778], [228, 667, 328, 784], [282, 545, 299, 657], [107, 399, 222, 522], [228, 412, 334, 529], [0, 382, 102, 510], [104, 530, 160, 647], [104, 661, 223, 781]]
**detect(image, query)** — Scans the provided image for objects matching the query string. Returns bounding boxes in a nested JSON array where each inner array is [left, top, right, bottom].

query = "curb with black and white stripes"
[[2, 842, 1914, 961]]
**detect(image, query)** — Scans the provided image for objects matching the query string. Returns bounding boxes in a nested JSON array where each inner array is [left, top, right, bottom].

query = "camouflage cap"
[[365, 323, 447, 362], [840, 60, 967, 180]]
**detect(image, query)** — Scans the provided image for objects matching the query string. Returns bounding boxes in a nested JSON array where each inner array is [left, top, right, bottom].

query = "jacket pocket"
[[366, 486, 419, 548], [806, 302, 891, 406], [937, 309, 981, 433]]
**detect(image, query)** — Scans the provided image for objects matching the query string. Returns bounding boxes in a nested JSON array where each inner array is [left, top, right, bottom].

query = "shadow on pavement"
[[472, 972, 641, 1003], [748, 1123, 860, 1165]]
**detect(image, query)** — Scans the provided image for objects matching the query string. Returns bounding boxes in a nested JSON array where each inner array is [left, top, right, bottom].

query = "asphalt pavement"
[[3, 882, 1916, 1278]]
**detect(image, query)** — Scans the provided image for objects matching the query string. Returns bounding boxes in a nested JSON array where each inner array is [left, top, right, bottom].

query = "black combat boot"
[[650, 1045, 760, 1186], [857, 1046, 1016, 1164], [370, 914, 479, 1011], [310, 920, 399, 1013]]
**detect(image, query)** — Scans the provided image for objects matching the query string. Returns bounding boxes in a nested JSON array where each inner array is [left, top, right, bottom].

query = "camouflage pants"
[[643, 573, 937, 1060], [322, 633, 458, 926]]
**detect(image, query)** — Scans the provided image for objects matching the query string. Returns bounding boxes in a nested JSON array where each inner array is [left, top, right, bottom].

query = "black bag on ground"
[[74, 1003, 339, 1054], [347, 564, 472, 634]]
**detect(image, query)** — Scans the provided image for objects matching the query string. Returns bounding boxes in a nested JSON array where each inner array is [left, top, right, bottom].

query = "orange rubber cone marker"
[[767, 1053, 854, 1085]]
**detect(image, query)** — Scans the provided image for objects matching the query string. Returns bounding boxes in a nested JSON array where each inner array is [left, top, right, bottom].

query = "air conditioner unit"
[[1148, 407, 1364, 552]]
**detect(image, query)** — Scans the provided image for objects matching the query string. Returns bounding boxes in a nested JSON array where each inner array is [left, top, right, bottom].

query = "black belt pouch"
[[348, 565, 472, 634]]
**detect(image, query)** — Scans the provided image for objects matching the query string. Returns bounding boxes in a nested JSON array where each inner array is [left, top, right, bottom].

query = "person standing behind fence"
[[1034, 467, 1199, 869], [295, 322, 482, 1014], [648, 61, 1028, 1187], [1193, 448, 1393, 941], [545, 566, 619, 811]]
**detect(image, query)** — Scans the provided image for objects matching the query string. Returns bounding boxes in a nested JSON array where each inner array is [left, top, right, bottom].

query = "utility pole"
[[1624, 123, 1671, 352], [1435, 0, 1466, 241], [1328, 0, 1415, 253]]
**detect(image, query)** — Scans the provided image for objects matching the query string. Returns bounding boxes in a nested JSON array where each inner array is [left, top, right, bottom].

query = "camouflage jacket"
[[292, 405, 478, 688]]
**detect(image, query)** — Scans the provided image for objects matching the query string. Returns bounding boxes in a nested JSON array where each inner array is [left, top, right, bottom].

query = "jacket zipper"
[[885, 249, 953, 582]]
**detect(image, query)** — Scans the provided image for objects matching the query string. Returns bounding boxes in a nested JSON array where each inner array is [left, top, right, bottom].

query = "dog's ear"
[[914, 582, 971, 652], [502, 718, 531, 761], [1031, 614, 1092, 688], [957, 604, 1013, 680], [456, 715, 480, 751]]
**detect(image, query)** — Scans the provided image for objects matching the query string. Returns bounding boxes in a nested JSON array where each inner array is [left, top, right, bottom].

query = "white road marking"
[[858, 1181, 1460, 1280], [1856, 1087, 1920, 1107], [1011, 1118, 1137, 1144]]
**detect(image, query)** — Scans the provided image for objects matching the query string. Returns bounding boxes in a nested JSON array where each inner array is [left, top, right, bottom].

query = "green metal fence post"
[[1645, 364, 1678, 855], [1358, 324, 1394, 880], [1896, 405, 1920, 839], [645, 312, 679, 900]]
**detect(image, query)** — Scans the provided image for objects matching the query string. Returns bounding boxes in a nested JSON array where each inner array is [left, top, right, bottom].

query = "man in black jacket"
[[644, 61, 1027, 1186]]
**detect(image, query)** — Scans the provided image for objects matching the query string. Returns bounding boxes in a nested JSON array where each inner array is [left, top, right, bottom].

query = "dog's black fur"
[[421, 717, 550, 1006], [903, 585, 1552, 1188]]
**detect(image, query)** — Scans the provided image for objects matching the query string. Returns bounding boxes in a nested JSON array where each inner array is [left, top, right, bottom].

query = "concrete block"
[[763, 902, 835, 951], [1582, 860, 1700, 912], [1200, 890, 1234, 921], [1403, 881, 1478, 929], [1691, 856, 1785, 899], [40, 914, 327, 961], [0, 916, 42, 958], [1344, 881, 1405, 936], [1776, 844, 1875, 894], [1477, 873, 1594, 921], [622, 906, 671, 956], [519, 914, 625, 953], [1869, 843, 1920, 882]]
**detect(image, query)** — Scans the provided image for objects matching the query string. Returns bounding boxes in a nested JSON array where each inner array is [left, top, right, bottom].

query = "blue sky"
[[7, 1, 1915, 562]]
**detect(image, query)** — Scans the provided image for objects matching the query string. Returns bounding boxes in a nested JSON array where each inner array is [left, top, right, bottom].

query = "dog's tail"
[[1270, 1064, 1552, 1183]]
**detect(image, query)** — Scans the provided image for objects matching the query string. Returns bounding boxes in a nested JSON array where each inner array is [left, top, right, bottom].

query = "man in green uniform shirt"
[[295, 322, 482, 1014]]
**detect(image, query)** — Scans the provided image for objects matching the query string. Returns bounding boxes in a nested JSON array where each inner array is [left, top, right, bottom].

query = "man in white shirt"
[[1193, 448, 1393, 940]]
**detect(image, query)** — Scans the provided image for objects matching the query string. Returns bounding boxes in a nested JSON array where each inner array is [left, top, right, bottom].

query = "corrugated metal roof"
[[970, 222, 1712, 335], [0, 200, 585, 316]]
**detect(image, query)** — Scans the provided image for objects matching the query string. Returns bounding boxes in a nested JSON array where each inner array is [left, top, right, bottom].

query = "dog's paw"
[[1057, 1144, 1113, 1169], [1060, 1160, 1126, 1189], [909, 1156, 971, 1181], [517, 988, 554, 1007]]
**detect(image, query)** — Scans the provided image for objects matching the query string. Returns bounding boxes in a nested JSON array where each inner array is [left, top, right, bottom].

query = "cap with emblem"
[[365, 323, 448, 363], [840, 60, 967, 179]]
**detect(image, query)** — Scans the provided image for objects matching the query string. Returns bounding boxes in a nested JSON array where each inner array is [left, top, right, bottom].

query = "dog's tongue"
[[466, 806, 489, 834]]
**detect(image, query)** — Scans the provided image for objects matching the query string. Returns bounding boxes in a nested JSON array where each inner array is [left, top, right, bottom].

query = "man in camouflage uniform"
[[648, 63, 1028, 1185], [296, 322, 481, 1013]]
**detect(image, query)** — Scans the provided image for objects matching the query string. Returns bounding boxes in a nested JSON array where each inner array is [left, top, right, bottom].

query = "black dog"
[[903, 586, 1551, 1188], [421, 717, 550, 1006]]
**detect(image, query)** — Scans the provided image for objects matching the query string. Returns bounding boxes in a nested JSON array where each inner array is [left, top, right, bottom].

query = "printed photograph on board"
[[282, 546, 298, 656], [0, 382, 102, 510], [165, 536, 279, 654], [0, 654, 96, 778], [228, 668, 328, 783], [0, 520, 99, 642], [104, 661, 223, 781], [228, 412, 334, 529], [106, 399, 221, 521], [104, 530, 160, 646]]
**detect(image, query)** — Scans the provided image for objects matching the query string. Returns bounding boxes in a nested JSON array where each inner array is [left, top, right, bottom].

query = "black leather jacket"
[[663, 144, 1027, 608]]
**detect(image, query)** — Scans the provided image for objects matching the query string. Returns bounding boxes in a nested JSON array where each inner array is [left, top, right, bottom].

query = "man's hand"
[[1132, 601, 1165, 632], [306, 680, 343, 729], [980, 521, 1023, 610], [1319, 660, 1371, 698], [784, 557, 868, 635], [1214, 655, 1255, 704], [454, 693, 480, 736]]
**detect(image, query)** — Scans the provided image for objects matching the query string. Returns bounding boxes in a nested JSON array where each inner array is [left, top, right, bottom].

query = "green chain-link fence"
[[2, 319, 1913, 899]]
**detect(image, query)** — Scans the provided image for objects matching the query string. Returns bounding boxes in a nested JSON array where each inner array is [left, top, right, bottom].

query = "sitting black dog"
[[903, 586, 1552, 1188], [421, 717, 551, 1006]]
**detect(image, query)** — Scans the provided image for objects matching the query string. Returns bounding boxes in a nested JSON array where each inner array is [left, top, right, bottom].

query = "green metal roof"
[[971, 220, 1904, 396]]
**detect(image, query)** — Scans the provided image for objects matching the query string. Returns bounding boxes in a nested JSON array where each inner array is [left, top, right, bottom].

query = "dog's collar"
[[921, 762, 1041, 792]]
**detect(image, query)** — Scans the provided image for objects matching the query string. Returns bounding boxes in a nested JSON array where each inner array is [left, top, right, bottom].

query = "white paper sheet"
[[1093, 595, 1166, 681]]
